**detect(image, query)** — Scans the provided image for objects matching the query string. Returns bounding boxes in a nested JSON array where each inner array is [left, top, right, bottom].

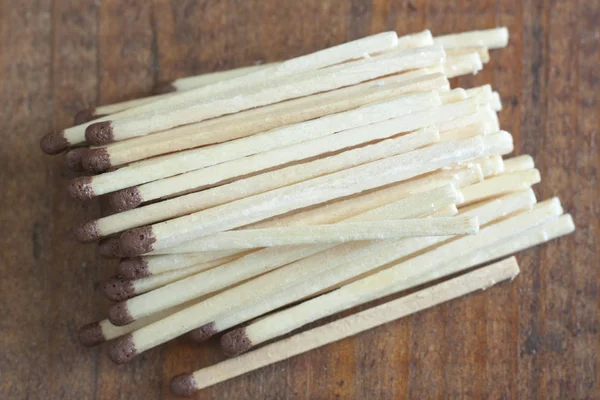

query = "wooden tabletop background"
[[1, 0, 598, 399]]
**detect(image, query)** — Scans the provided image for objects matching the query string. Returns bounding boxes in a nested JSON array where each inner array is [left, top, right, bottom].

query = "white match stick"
[[470, 155, 505, 177], [444, 52, 483, 78], [446, 46, 490, 63], [437, 103, 500, 134], [464, 85, 502, 111], [434, 27, 509, 50], [503, 155, 535, 173], [42, 32, 400, 153], [221, 199, 561, 355], [163, 217, 479, 252], [103, 255, 242, 302], [118, 136, 485, 255], [460, 168, 541, 206], [189, 189, 535, 341], [113, 96, 476, 209], [84, 44, 444, 145], [78, 127, 440, 240], [85, 72, 448, 173], [69, 90, 442, 201], [171, 257, 519, 395], [107, 185, 461, 326], [156, 164, 483, 255]]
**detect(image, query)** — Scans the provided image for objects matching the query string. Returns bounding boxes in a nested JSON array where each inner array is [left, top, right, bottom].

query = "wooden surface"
[[0, 0, 598, 398]]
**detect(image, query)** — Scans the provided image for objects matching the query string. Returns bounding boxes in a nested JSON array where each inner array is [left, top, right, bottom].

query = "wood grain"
[[0, 0, 598, 399]]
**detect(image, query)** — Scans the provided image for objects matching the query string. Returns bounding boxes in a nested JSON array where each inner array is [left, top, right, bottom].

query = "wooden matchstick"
[[151, 217, 479, 252], [107, 185, 462, 327], [41, 31, 400, 153], [156, 164, 483, 256], [117, 136, 485, 256], [69, 90, 442, 201], [118, 251, 250, 279], [103, 255, 241, 301], [172, 257, 519, 395], [460, 168, 541, 206], [220, 198, 561, 356], [189, 189, 535, 342], [83, 72, 448, 173], [73, 93, 170, 125], [443, 52, 483, 78], [502, 154, 535, 173], [106, 96, 477, 211], [437, 103, 500, 134], [98, 238, 126, 259], [446, 46, 490, 63], [84, 44, 444, 146], [76, 127, 440, 240], [64, 148, 87, 172], [434, 27, 509, 50]]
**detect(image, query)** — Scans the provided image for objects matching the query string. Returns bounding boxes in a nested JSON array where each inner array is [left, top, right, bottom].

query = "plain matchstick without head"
[[42, 32, 400, 153], [502, 154, 535, 173], [221, 198, 561, 355], [117, 136, 485, 256], [434, 27, 509, 50], [70, 90, 443, 200], [171, 257, 520, 395], [192, 189, 534, 342], [108, 97, 477, 210], [107, 185, 462, 326], [84, 45, 445, 145], [84, 72, 448, 173], [78, 126, 440, 240], [459, 168, 541, 206]]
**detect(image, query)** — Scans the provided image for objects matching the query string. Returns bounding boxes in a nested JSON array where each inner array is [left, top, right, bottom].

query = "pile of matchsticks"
[[39, 27, 575, 396]]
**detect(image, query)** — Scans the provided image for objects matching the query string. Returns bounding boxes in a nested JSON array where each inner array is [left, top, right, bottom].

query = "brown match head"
[[153, 81, 176, 95], [68, 176, 95, 201], [78, 321, 106, 347], [40, 131, 69, 155], [73, 107, 97, 125], [107, 334, 137, 364], [82, 147, 111, 173], [220, 328, 252, 357], [170, 373, 198, 397], [103, 276, 136, 302], [119, 226, 156, 256], [118, 257, 150, 279], [85, 121, 114, 145], [98, 238, 124, 258], [188, 322, 217, 342], [108, 187, 142, 212], [64, 148, 87, 172], [108, 301, 135, 326], [73, 220, 100, 243]]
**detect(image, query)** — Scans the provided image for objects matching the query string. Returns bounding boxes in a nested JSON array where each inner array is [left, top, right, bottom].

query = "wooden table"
[[1, 1, 597, 398]]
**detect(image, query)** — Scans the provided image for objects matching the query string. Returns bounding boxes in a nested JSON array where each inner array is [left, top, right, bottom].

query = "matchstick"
[[156, 165, 483, 255], [73, 93, 171, 125], [118, 251, 252, 279], [83, 72, 448, 173], [107, 185, 462, 326], [103, 255, 242, 301], [40, 31, 399, 153], [220, 198, 561, 356], [471, 155, 505, 177], [64, 148, 87, 172], [446, 46, 490, 63], [76, 127, 440, 240], [107, 97, 477, 210], [460, 168, 541, 206], [172, 257, 519, 395], [152, 217, 479, 252], [117, 136, 485, 255], [189, 189, 534, 342], [84, 44, 444, 146], [443, 52, 483, 78], [98, 238, 126, 259], [464, 85, 502, 111], [69, 90, 442, 200], [502, 154, 535, 173], [434, 27, 509, 50], [437, 103, 500, 134]]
